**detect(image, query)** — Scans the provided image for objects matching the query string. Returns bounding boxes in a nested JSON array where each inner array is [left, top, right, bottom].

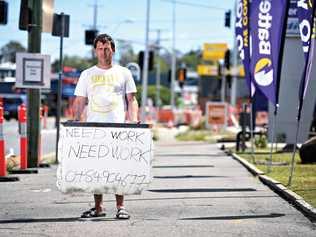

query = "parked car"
[[2, 96, 24, 120]]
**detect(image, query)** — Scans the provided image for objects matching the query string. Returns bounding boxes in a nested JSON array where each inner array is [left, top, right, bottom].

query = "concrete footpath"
[[0, 139, 316, 236]]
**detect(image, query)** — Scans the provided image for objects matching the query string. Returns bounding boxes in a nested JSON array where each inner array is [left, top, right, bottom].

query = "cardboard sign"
[[56, 122, 153, 195]]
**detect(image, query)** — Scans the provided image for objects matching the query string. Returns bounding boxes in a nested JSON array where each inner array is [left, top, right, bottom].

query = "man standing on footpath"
[[72, 33, 139, 220]]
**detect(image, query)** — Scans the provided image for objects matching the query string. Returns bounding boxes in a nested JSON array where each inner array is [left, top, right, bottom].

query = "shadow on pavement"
[[0, 213, 287, 224], [180, 213, 285, 220], [149, 188, 257, 193], [155, 154, 226, 157], [153, 175, 227, 179], [0, 217, 118, 224], [53, 195, 278, 204], [153, 165, 214, 168]]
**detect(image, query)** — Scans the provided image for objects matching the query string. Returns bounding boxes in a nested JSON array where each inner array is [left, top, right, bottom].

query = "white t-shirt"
[[74, 65, 137, 123]]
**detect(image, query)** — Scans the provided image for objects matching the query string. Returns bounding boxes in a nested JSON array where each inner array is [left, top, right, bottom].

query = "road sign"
[[205, 102, 228, 129], [126, 62, 141, 82]]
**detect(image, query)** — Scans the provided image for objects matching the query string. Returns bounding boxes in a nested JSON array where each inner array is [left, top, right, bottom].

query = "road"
[[0, 139, 315, 236], [3, 117, 57, 157]]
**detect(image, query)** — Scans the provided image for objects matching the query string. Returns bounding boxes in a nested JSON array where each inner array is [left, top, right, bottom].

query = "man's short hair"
[[93, 33, 115, 52]]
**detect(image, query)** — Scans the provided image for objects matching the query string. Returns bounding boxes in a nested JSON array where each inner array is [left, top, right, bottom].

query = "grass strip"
[[240, 152, 316, 208]]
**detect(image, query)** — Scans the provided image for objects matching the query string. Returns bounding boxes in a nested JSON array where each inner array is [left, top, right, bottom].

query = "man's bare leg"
[[115, 195, 130, 219], [116, 194, 124, 208], [94, 194, 103, 213]]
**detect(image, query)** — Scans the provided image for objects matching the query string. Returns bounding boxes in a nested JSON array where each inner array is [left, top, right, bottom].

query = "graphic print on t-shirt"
[[90, 74, 121, 113]]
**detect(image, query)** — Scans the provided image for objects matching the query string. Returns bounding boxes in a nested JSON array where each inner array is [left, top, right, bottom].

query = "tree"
[[118, 41, 137, 66], [179, 49, 203, 70], [0, 41, 26, 63], [156, 51, 173, 73], [136, 85, 171, 106], [51, 55, 94, 72]]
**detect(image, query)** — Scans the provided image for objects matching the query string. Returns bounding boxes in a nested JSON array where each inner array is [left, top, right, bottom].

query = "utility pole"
[[221, 64, 226, 102], [90, 0, 99, 58], [93, 0, 98, 30], [155, 29, 161, 109], [170, 0, 176, 110], [230, 4, 238, 106], [151, 29, 167, 109], [27, 0, 42, 168], [55, 12, 66, 164], [230, 40, 238, 106], [141, 0, 151, 122]]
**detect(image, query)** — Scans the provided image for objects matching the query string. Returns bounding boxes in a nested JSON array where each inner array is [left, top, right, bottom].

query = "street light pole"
[[141, 0, 151, 122], [155, 29, 161, 109], [170, 0, 176, 110], [230, 3, 238, 107], [221, 67, 226, 102], [90, 0, 98, 59], [93, 0, 98, 30], [27, 0, 42, 168], [55, 12, 65, 164]]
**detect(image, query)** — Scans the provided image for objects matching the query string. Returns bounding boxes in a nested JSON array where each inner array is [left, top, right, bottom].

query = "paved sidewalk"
[[0, 140, 315, 236]]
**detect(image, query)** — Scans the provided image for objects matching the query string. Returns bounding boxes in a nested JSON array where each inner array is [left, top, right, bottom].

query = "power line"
[[160, 0, 227, 11]]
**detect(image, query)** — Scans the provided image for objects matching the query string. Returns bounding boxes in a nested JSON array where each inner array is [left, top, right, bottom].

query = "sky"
[[0, 0, 235, 62]]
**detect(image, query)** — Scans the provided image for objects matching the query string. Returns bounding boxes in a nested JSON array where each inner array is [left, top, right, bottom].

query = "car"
[[2, 96, 24, 120]]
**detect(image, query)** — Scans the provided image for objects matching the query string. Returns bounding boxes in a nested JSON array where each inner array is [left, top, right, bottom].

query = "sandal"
[[80, 208, 106, 219], [116, 207, 130, 219]]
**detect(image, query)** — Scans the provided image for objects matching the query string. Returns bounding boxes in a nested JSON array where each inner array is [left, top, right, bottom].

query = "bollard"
[[42, 105, 48, 129], [19, 104, 27, 170], [38, 106, 42, 165], [0, 106, 19, 182], [0, 106, 6, 176], [10, 104, 37, 174], [38, 107, 49, 168]]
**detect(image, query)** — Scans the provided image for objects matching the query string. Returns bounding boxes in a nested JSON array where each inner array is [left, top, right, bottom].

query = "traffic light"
[[138, 50, 154, 71], [217, 62, 222, 77], [138, 51, 143, 70], [225, 10, 231, 28], [177, 68, 187, 88], [0, 0, 8, 25], [167, 69, 172, 83], [226, 74, 232, 88], [224, 49, 231, 70], [85, 29, 98, 45], [19, 0, 29, 30], [149, 51, 154, 71]]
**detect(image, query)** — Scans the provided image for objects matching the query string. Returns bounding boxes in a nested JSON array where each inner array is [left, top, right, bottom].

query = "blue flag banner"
[[250, 0, 290, 105], [297, 0, 316, 59], [297, 0, 316, 119], [235, 0, 255, 97]]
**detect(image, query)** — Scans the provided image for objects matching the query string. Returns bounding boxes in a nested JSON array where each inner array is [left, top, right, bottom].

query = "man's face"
[[95, 41, 114, 65]]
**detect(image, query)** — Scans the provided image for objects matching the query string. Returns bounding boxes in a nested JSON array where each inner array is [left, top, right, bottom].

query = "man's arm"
[[126, 93, 139, 122], [73, 96, 87, 121]]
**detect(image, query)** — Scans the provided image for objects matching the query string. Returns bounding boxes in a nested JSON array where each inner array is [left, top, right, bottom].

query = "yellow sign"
[[202, 43, 228, 61], [239, 66, 245, 77], [197, 65, 218, 76]]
